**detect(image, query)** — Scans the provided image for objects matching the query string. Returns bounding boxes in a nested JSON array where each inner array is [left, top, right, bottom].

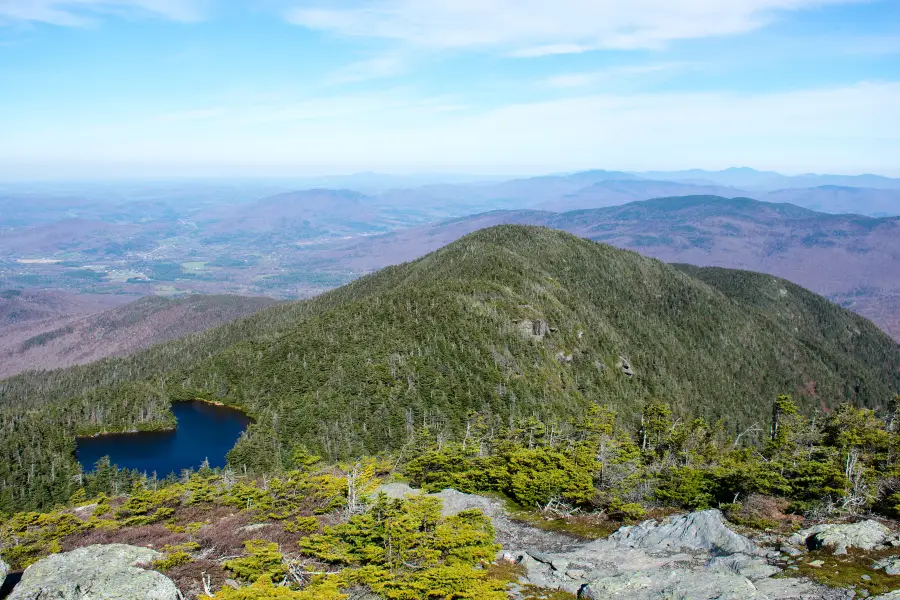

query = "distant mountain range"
[[1, 169, 898, 361], [633, 167, 900, 192]]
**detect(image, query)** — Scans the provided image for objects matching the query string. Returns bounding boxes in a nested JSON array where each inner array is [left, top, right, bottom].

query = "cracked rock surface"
[[7, 543, 178, 600]]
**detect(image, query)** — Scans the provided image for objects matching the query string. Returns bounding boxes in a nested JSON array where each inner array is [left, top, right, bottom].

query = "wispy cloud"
[[0, 0, 208, 26], [158, 106, 226, 122], [542, 63, 695, 88], [9, 81, 897, 177], [326, 54, 408, 85], [285, 0, 865, 55]]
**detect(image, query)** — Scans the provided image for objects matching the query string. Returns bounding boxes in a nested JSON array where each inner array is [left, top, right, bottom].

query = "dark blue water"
[[76, 401, 250, 476]]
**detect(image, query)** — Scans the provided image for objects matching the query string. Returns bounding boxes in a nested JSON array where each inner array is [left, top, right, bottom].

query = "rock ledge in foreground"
[[7, 543, 178, 600]]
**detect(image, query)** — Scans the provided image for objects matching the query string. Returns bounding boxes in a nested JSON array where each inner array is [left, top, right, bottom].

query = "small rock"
[[225, 579, 241, 589], [861, 574, 872, 581], [808, 560, 825, 568], [556, 351, 574, 363], [873, 556, 900, 575], [791, 520, 891, 553], [781, 545, 804, 557], [239, 522, 271, 532], [7, 544, 178, 600]]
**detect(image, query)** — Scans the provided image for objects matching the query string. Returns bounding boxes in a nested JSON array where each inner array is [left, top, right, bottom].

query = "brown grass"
[[61, 523, 189, 552]]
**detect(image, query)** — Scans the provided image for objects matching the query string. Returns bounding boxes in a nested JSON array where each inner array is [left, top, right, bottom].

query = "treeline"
[[401, 395, 900, 520]]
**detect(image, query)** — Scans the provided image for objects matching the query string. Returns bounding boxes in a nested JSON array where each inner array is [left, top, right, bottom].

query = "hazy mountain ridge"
[[0, 293, 277, 378]]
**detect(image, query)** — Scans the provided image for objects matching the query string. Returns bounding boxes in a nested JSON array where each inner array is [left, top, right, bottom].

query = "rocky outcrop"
[[610, 510, 761, 556], [370, 487, 859, 600], [789, 520, 892, 554], [8, 544, 178, 600], [874, 556, 900, 576], [580, 568, 767, 600], [503, 508, 843, 600], [616, 356, 634, 377], [431, 489, 582, 553], [1, 557, 9, 588], [375, 482, 424, 500]]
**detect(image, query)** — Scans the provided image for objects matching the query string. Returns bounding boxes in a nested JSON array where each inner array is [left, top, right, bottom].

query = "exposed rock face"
[[707, 553, 781, 580], [375, 482, 424, 500], [789, 520, 891, 554], [431, 489, 582, 554], [516, 318, 550, 340], [533, 320, 550, 337], [503, 508, 842, 600], [617, 356, 634, 377], [580, 568, 767, 600], [8, 544, 178, 600], [610, 510, 761, 556], [1, 557, 8, 588]]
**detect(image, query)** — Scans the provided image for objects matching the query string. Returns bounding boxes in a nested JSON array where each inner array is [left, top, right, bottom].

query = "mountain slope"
[[2, 226, 897, 512], [0, 293, 278, 378], [305, 196, 900, 339]]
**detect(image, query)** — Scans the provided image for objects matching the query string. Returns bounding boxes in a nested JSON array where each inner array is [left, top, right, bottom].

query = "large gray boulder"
[[789, 519, 892, 554], [1, 557, 8, 587], [609, 509, 760, 556], [8, 544, 178, 600], [579, 568, 767, 600]]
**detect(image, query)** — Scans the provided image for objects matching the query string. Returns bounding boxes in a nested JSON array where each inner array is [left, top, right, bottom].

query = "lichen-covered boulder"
[[579, 568, 767, 600], [609, 509, 760, 556], [8, 544, 178, 600], [789, 520, 891, 554], [1, 557, 9, 587], [874, 556, 900, 576]]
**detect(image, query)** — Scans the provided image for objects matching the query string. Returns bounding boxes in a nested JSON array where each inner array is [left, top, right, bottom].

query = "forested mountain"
[[2, 226, 897, 513], [313, 196, 900, 340]]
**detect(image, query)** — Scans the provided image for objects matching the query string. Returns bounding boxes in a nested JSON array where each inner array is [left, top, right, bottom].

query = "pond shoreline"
[[75, 399, 252, 440], [75, 400, 251, 475]]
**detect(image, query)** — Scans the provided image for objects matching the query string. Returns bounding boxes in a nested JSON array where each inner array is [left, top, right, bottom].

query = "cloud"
[[0, 0, 208, 26], [158, 107, 226, 122], [7, 81, 898, 176], [326, 54, 407, 85], [542, 63, 690, 88], [285, 0, 864, 54]]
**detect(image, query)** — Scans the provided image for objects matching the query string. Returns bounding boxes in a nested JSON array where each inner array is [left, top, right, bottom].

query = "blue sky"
[[0, 0, 898, 179]]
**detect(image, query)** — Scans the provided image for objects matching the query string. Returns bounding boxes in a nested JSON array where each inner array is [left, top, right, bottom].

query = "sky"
[[0, 0, 898, 179]]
